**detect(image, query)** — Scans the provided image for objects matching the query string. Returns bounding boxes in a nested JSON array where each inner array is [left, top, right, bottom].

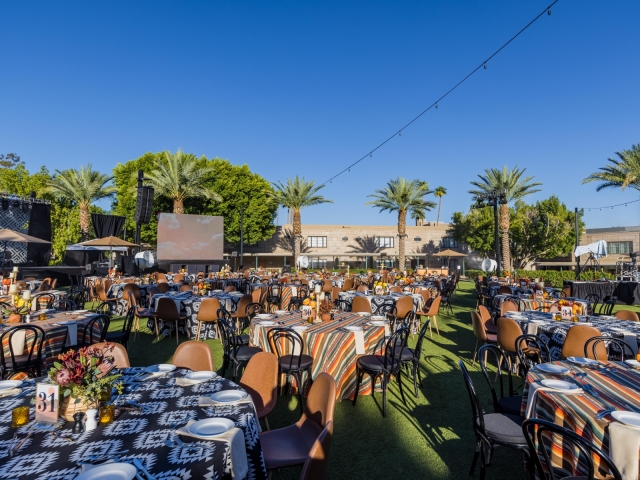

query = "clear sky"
[[1, 1, 639, 228]]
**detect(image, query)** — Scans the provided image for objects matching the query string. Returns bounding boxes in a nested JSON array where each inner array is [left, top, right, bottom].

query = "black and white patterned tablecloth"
[[0, 368, 267, 480], [338, 291, 424, 315], [512, 312, 640, 361], [310, 279, 344, 289]]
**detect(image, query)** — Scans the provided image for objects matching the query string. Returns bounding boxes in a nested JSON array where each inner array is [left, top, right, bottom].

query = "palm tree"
[[468, 166, 541, 272], [145, 149, 222, 214], [434, 186, 447, 225], [366, 178, 436, 272], [46, 164, 117, 241], [582, 144, 640, 192], [270, 176, 332, 268]]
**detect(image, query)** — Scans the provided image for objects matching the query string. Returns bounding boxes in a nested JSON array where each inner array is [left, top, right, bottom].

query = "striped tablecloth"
[[338, 291, 424, 315], [248, 284, 297, 311], [521, 360, 640, 478], [249, 311, 388, 401]]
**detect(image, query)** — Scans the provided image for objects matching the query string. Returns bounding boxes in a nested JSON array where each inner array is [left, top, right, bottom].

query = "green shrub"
[[464, 269, 615, 288]]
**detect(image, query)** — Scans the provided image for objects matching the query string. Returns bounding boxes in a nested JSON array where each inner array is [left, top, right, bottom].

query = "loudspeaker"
[[134, 186, 154, 224]]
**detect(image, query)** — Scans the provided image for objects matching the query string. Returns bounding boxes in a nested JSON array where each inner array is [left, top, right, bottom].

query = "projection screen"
[[157, 213, 224, 262]]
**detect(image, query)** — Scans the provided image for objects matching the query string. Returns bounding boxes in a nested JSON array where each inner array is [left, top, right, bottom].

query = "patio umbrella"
[[80, 236, 139, 268], [0, 228, 51, 268], [433, 249, 467, 271]]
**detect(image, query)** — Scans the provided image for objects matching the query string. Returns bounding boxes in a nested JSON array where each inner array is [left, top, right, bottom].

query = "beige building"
[[236, 221, 478, 271]]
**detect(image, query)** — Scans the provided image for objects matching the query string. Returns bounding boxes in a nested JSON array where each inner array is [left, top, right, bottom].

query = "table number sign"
[[35, 383, 60, 424], [301, 305, 313, 319], [561, 305, 572, 320]]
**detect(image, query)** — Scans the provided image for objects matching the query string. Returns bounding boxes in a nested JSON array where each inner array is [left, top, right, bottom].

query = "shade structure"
[[0, 229, 51, 244], [79, 236, 139, 248], [432, 249, 467, 257]]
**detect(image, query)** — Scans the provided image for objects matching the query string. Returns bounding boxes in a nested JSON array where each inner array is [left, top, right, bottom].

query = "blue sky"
[[1, 1, 639, 228]]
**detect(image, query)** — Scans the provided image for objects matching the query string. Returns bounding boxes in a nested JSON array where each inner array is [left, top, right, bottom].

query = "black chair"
[[459, 359, 528, 480], [515, 334, 551, 377], [584, 293, 599, 314], [478, 344, 523, 416], [32, 293, 55, 311], [0, 325, 45, 378], [584, 336, 635, 361], [595, 296, 616, 316], [217, 313, 262, 381], [69, 285, 89, 309], [237, 303, 264, 346], [267, 327, 314, 413], [288, 284, 309, 311], [266, 284, 282, 311], [353, 326, 410, 418], [442, 283, 455, 315], [55, 298, 77, 311], [396, 319, 430, 397], [522, 418, 622, 480], [104, 305, 135, 350], [79, 314, 110, 348]]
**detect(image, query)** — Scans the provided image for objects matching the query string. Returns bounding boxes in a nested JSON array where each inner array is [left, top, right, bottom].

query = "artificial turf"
[[105, 281, 533, 480]]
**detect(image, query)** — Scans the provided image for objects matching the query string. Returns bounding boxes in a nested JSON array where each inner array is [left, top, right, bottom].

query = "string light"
[[583, 198, 640, 212], [318, 0, 559, 188]]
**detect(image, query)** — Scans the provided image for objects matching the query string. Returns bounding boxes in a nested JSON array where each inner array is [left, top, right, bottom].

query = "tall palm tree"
[[582, 144, 640, 192], [145, 149, 222, 214], [46, 164, 117, 241], [434, 186, 447, 225], [468, 166, 541, 272], [270, 176, 332, 268], [366, 178, 436, 272]]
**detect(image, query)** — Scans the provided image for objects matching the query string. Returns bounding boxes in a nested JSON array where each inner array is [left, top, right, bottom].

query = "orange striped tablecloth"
[[249, 311, 387, 401], [521, 361, 640, 477]]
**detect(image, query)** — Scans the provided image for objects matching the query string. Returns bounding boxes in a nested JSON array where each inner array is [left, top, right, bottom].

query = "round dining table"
[[0, 367, 267, 479]]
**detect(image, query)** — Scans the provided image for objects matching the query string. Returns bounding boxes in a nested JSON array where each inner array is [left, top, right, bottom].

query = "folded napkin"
[[176, 421, 248, 479], [0, 388, 21, 398], [63, 323, 78, 347], [252, 325, 262, 346], [175, 376, 216, 386], [609, 421, 640, 480], [525, 382, 583, 418], [11, 329, 26, 356], [198, 395, 254, 408], [353, 330, 366, 355], [526, 322, 542, 335]]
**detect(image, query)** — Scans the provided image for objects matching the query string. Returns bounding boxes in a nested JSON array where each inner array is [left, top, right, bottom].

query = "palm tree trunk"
[[79, 204, 91, 241], [293, 209, 301, 269], [499, 203, 511, 272], [436, 198, 442, 225], [398, 210, 407, 272], [174, 198, 184, 214]]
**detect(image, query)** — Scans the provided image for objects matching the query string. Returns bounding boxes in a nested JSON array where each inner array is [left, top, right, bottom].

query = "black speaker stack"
[[134, 186, 154, 224]]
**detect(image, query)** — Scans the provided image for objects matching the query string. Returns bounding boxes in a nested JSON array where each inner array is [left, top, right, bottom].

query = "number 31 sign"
[[36, 383, 60, 424]]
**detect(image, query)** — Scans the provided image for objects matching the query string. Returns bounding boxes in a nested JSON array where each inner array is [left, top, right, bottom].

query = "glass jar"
[[11, 406, 30, 428]]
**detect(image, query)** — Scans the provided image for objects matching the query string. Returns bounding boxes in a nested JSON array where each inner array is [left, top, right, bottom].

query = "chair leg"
[[295, 372, 304, 414], [175, 321, 179, 345], [472, 339, 479, 366], [263, 416, 270, 431], [352, 368, 362, 406], [195, 321, 202, 341], [469, 440, 480, 475], [396, 369, 407, 406], [154, 318, 160, 341], [381, 374, 387, 418], [433, 315, 440, 335], [412, 361, 419, 398]]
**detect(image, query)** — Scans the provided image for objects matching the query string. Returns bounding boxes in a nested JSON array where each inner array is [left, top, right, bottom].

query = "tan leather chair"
[[394, 295, 414, 323], [322, 280, 332, 294], [298, 421, 333, 480], [615, 310, 639, 322], [470, 311, 496, 365], [478, 305, 497, 334], [157, 282, 171, 293], [561, 285, 571, 298], [195, 298, 222, 340], [496, 316, 523, 354], [231, 294, 254, 333], [122, 284, 141, 306], [148, 286, 161, 304], [180, 284, 192, 293], [155, 297, 187, 344], [351, 296, 372, 314], [562, 325, 605, 360], [389, 286, 403, 293], [173, 273, 185, 283], [50, 278, 58, 290], [356, 285, 368, 293], [500, 300, 518, 316], [417, 295, 441, 338], [102, 278, 113, 292], [95, 283, 118, 305], [330, 286, 341, 304], [155, 272, 168, 283], [224, 285, 237, 293], [342, 278, 354, 291], [92, 342, 130, 368], [171, 341, 214, 371], [239, 352, 278, 430], [498, 286, 512, 295], [260, 372, 336, 474]]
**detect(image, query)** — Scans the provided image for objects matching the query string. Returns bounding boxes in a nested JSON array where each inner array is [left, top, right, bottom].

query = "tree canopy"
[[582, 144, 640, 192]]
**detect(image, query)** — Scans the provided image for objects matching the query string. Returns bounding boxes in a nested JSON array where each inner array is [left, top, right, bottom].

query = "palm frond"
[[270, 176, 333, 210]]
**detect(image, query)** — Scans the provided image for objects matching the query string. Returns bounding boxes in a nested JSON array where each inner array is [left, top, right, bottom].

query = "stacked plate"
[[210, 390, 248, 404], [75, 464, 137, 480], [540, 379, 579, 391], [567, 356, 598, 367], [185, 371, 217, 381], [344, 325, 363, 332], [533, 364, 569, 374], [187, 418, 236, 437]]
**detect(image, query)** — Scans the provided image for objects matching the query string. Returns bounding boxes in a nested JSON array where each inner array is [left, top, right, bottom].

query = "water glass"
[[99, 404, 115, 425], [11, 406, 30, 428]]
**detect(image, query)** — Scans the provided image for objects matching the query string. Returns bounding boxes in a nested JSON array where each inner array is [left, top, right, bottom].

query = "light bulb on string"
[[435, 104, 438, 109], [399, 131, 402, 136], [548, 8, 551, 15], [370, 153, 372, 157], [484, 63, 487, 69]]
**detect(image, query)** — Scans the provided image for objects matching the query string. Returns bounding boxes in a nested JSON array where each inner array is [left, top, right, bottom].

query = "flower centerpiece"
[[319, 298, 333, 321], [555, 299, 584, 319], [373, 281, 388, 295], [49, 344, 123, 421]]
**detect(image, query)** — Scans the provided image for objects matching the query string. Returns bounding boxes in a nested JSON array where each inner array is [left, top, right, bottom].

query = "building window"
[[441, 237, 459, 249], [608, 241, 633, 255], [307, 236, 327, 248], [375, 237, 394, 248], [309, 258, 327, 268]]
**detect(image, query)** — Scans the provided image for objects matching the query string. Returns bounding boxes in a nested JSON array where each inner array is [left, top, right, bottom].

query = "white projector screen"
[[157, 213, 224, 262]]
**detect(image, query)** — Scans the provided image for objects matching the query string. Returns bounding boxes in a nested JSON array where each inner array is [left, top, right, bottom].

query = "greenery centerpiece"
[[48, 344, 123, 421]]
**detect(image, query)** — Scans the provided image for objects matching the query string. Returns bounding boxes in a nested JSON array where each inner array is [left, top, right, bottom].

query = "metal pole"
[[240, 207, 244, 269], [494, 200, 501, 277], [575, 207, 581, 280]]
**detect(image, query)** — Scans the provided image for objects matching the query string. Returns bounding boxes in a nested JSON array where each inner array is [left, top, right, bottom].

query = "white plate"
[[146, 364, 176, 373], [610, 327, 631, 333], [210, 390, 249, 404], [185, 371, 217, 381], [355, 312, 371, 316], [624, 360, 640, 369], [567, 356, 599, 366], [57, 320, 78, 325], [275, 310, 289, 315], [0, 380, 22, 391], [67, 310, 89, 315], [370, 316, 385, 321], [533, 364, 569, 374], [369, 321, 387, 326], [74, 463, 137, 480], [345, 325, 363, 332], [254, 314, 273, 318], [540, 379, 578, 391], [258, 321, 276, 326], [188, 417, 235, 437], [292, 325, 309, 332], [611, 411, 640, 428]]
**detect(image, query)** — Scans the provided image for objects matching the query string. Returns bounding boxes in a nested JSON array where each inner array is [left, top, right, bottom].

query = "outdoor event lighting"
[[472, 189, 508, 276]]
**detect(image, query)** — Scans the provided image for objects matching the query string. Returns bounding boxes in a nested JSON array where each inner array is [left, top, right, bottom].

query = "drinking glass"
[[11, 406, 30, 428], [99, 404, 115, 425]]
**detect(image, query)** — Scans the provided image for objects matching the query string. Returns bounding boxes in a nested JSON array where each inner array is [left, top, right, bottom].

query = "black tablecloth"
[[0, 368, 267, 479], [565, 281, 640, 305]]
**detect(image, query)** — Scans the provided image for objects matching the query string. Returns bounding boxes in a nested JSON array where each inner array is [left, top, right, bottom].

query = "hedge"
[[464, 269, 615, 288]]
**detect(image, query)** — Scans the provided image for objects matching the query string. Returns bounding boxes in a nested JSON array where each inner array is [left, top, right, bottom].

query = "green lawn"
[[104, 282, 529, 480]]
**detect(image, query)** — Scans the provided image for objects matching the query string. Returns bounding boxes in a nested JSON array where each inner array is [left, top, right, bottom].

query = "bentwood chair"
[[172, 340, 214, 371], [104, 305, 135, 350], [478, 344, 523, 416], [353, 327, 410, 418], [127, 291, 157, 340], [561, 325, 605, 360], [584, 336, 635, 362], [459, 360, 528, 480], [395, 319, 430, 397], [32, 293, 55, 311], [595, 296, 616, 316], [615, 309, 639, 321], [515, 334, 550, 376], [298, 420, 333, 480], [522, 418, 622, 480], [155, 297, 187, 344], [217, 314, 262, 381], [239, 352, 279, 430], [79, 314, 110, 348], [268, 327, 314, 413], [260, 372, 336, 477], [91, 342, 130, 368], [0, 325, 46, 378]]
